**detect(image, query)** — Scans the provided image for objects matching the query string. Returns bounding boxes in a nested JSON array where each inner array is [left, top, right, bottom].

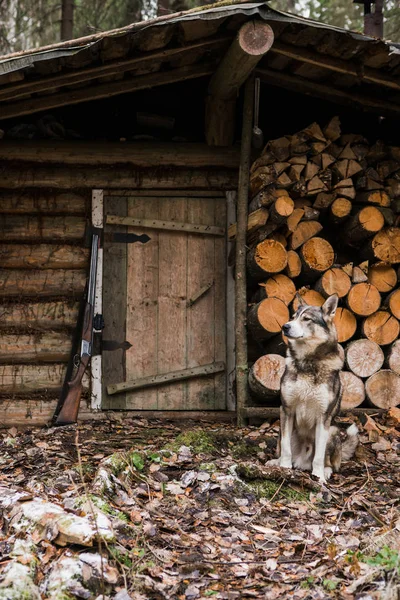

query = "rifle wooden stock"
[[55, 357, 88, 425]]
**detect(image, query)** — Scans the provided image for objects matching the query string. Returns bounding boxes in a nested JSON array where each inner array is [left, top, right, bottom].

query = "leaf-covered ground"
[[0, 410, 399, 599]]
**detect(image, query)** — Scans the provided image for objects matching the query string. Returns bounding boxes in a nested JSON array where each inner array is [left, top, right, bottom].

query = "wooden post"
[[206, 20, 274, 146], [236, 77, 254, 427], [61, 0, 74, 41]]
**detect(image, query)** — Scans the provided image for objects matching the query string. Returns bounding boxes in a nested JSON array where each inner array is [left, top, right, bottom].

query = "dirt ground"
[[0, 410, 399, 600]]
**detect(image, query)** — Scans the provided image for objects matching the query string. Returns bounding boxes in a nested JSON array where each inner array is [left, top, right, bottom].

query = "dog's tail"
[[342, 424, 359, 461]]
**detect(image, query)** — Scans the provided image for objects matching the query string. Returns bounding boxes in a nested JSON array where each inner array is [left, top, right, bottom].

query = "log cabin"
[[0, 1, 400, 426]]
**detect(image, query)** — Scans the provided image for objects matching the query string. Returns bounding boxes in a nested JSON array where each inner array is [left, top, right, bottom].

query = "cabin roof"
[[0, 1, 400, 121]]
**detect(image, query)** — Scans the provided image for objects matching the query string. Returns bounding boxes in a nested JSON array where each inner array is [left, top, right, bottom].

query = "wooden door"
[[101, 192, 227, 410]]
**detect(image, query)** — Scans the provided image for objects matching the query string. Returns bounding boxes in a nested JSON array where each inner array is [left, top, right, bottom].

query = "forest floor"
[[0, 410, 399, 600]]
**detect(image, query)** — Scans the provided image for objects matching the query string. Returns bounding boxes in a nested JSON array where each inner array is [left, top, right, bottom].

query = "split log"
[[387, 340, 400, 375], [253, 274, 296, 306], [0, 244, 89, 269], [339, 371, 366, 409], [0, 193, 88, 214], [365, 370, 400, 408], [284, 250, 302, 278], [352, 265, 368, 284], [269, 197, 294, 225], [0, 270, 86, 297], [334, 178, 356, 200], [0, 332, 71, 363], [247, 239, 288, 281], [248, 354, 286, 398], [343, 206, 384, 246], [315, 267, 351, 298], [313, 192, 336, 210], [0, 301, 79, 329], [323, 116, 341, 141], [300, 237, 335, 281], [247, 298, 289, 341], [0, 364, 89, 395], [329, 198, 352, 225], [286, 208, 304, 233], [362, 311, 399, 345], [0, 216, 86, 242], [385, 288, 400, 319], [346, 339, 384, 378], [357, 190, 391, 207], [292, 288, 325, 311], [302, 206, 320, 221], [346, 283, 381, 317], [228, 208, 269, 240], [249, 189, 289, 212], [368, 262, 397, 292], [333, 308, 357, 343], [366, 228, 400, 263], [289, 220, 323, 250]]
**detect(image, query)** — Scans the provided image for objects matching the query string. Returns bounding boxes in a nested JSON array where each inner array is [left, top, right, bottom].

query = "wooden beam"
[[236, 77, 253, 426], [256, 67, 400, 118], [0, 38, 227, 104], [242, 406, 386, 419], [106, 214, 225, 236], [0, 63, 214, 120], [0, 166, 238, 190], [270, 40, 400, 93], [205, 20, 274, 146], [107, 362, 226, 395], [0, 142, 240, 169]]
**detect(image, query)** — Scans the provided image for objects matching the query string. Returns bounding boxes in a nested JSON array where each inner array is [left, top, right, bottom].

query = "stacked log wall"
[[245, 118, 400, 411], [0, 191, 90, 422]]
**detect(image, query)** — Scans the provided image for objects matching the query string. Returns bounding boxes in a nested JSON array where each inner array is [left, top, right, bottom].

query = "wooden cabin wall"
[[0, 189, 94, 426]]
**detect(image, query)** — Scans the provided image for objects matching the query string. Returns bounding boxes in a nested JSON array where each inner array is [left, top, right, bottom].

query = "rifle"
[[56, 234, 99, 425]]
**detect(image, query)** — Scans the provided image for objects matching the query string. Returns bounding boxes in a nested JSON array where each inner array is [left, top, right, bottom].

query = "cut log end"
[[339, 371, 365, 409], [367, 262, 397, 293], [371, 228, 400, 263], [301, 237, 335, 279], [248, 239, 288, 281], [387, 288, 400, 319], [346, 339, 384, 378], [315, 267, 351, 298], [292, 288, 325, 312], [365, 370, 400, 409], [362, 311, 400, 346], [239, 21, 275, 57], [263, 274, 296, 306], [284, 250, 302, 278], [248, 297, 289, 341], [347, 282, 381, 317], [248, 354, 286, 398], [333, 307, 357, 343], [387, 340, 400, 375]]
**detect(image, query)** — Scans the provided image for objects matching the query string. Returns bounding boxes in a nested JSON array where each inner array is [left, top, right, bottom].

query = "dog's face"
[[282, 295, 338, 343]]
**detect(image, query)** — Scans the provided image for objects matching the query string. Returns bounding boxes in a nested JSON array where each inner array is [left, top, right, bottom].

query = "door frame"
[[90, 188, 236, 412]]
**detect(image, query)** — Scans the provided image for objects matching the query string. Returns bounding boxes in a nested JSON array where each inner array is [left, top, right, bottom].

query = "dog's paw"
[[279, 457, 292, 469], [324, 467, 333, 480], [312, 467, 326, 484], [265, 458, 280, 467]]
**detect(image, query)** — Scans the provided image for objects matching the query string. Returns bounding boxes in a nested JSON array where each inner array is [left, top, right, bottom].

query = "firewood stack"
[[238, 117, 400, 411]]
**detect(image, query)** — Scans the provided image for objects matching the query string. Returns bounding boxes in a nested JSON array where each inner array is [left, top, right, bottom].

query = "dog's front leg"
[[279, 408, 294, 469], [312, 419, 330, 483]]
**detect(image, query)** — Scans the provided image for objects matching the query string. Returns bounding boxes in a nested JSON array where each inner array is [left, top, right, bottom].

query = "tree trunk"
[[247, 298, 289, 341], [314, 267, 351, 298], [362, 311, 399, 345], [365, 370, 400, 408], [345, 339, 384, 378], [247, 239, 288, 281], [339, 371, 365, 409], [248, 354, 286, 398], [61, 0, 74, 41], [333, 307, 357, 343], [347, 282, 381, 316]]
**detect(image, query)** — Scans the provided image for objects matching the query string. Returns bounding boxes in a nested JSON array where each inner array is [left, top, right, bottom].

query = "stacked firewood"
[[238, 117, 400, 410]]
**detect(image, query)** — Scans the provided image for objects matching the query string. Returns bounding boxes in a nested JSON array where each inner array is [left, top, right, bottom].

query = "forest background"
[[0, 0, 399, 56]]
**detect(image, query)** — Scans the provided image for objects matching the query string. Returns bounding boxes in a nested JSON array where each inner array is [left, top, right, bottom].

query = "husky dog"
[[268, 294, 358, 484]]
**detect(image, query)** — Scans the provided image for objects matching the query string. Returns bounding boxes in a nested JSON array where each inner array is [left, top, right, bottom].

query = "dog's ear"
[[322, 294, 338, 319], [295, 293, 308, 308]]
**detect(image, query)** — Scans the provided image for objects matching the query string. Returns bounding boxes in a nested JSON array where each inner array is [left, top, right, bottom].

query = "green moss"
[[168, 430, 216, 454], [247, 479, 308, 501], [230, 440, 259, 459], [109, 545, 133, 568], [76, 494, 129, 522], [199, 462, 217, 473]]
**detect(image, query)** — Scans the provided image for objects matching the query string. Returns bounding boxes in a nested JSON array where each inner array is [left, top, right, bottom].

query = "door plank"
[[214, 197, 227, 409], [125, 196, 159, 410], [186, 198, 216, 409], [157, 197, 188, 410], [102, 196, 127, 409], [106, 214, 224, 236]]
